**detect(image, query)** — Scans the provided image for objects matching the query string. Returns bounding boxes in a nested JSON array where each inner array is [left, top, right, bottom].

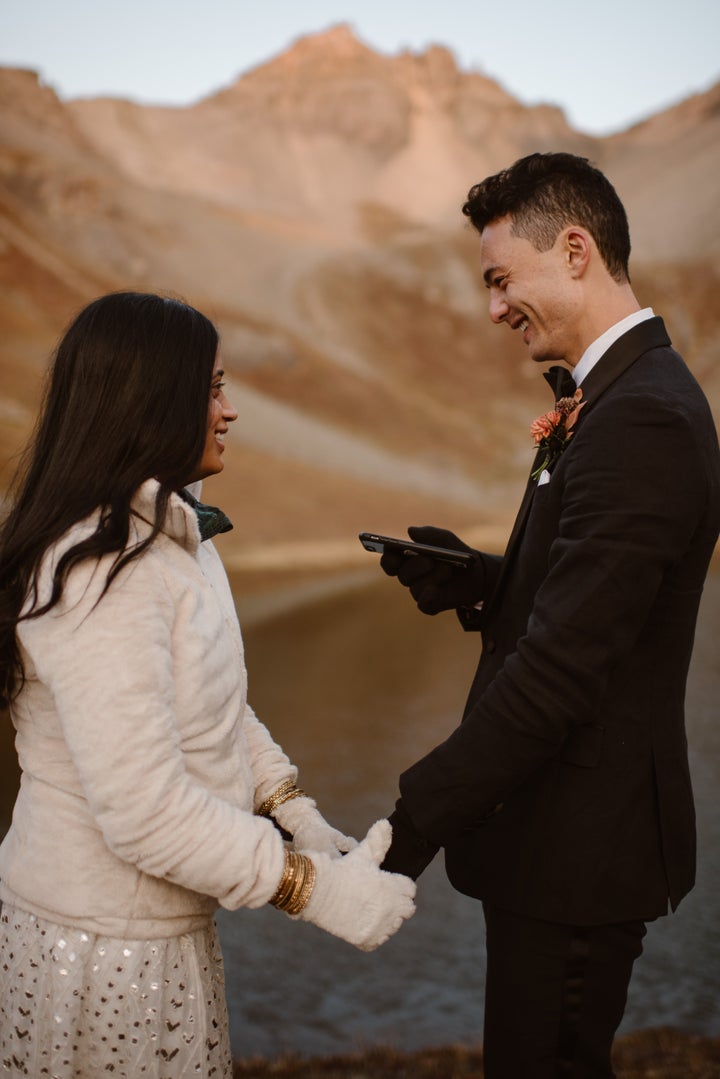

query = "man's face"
[[479, 215, 579, 365]]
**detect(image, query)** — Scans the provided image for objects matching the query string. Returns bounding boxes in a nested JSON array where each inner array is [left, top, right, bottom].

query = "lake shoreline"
[[232, 1027, 720, 1077]]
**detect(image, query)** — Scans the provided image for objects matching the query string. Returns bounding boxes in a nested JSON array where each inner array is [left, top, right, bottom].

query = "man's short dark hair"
[[462, 152, 631, 282]]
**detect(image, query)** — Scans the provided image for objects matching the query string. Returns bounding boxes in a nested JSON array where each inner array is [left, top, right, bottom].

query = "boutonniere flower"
[[530, 388, 585, 481]]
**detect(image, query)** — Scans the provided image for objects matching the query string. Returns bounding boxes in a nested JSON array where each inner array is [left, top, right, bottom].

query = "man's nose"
[[488, 292, 509, 324]]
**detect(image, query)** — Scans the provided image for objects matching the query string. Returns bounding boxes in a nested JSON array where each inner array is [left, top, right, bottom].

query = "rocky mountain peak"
[[240, 22, 381, 83], [0, 67, 67, 132]]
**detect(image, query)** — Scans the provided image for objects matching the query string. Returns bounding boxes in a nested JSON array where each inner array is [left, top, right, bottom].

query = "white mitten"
[[272, 796, 358, 859], [298, 820, 416, 951]]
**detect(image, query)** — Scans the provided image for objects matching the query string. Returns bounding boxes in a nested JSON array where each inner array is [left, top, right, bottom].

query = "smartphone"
[[358, 532, 476, 569]]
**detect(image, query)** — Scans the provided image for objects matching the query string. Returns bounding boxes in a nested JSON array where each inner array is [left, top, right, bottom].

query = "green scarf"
[[180, 489, 233, 543]]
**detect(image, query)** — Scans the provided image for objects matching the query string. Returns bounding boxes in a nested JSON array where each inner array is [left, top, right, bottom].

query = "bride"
[[0, 291, 415, 1077]]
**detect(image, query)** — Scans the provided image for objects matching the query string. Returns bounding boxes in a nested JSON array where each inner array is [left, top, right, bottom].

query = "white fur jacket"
[[0, 481, 292, 938]]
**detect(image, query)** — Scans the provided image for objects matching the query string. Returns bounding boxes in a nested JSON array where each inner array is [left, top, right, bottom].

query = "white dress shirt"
[[536, 308, 655, 486], [573, 308, 655, 386]]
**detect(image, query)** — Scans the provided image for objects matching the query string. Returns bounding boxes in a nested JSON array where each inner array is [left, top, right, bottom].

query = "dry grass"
[[232, 1028, 720, 1078]]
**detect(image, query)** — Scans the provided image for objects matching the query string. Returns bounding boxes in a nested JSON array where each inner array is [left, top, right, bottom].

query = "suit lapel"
[[484, 456, 543, 617], [577, 316, 670, 407], [483, 317, 671, 620]]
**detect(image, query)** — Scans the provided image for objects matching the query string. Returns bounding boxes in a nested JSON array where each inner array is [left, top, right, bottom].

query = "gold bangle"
[[269, 851, 316, 915], [256, 781, 306, 819], [257, 779, 295, 817], [269, 853, 296, 909], [292, 856, 316, 914]]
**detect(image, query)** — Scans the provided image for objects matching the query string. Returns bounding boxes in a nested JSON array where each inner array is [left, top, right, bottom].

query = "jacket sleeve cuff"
[[456, 604, 485, 631], [380, 801, 439, 880]]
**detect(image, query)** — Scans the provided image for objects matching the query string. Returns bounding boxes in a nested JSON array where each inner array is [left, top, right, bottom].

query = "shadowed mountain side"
[[208, 440, 508, 574], [1, 31, 719, 562], [600, 82, 720, 263]]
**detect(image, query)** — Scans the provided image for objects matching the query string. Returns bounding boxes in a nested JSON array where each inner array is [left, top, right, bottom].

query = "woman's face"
[[185, 352, 238, 484]]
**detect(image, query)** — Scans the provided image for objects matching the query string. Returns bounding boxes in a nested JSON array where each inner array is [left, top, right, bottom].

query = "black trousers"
[[482, 903, 647, 1079]]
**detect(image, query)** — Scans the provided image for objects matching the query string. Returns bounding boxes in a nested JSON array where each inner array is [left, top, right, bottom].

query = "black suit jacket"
[[387, 318, 720, 925]]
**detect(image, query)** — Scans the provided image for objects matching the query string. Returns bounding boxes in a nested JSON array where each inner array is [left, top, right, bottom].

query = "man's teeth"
[[519, 319, 529, 333]]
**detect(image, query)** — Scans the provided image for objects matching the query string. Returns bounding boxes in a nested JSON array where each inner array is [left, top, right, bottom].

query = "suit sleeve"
[[396, 391, 710, 847], [457, 552, 504, 631]]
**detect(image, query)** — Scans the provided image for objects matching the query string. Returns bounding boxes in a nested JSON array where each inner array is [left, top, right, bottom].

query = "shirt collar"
[[573, 308, 655, 386]]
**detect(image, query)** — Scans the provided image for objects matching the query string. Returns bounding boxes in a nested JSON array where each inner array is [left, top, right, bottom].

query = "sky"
[[2, 0, 719, 136]]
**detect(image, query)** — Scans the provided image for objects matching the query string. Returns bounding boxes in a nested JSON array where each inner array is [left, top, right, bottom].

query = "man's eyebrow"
[[483, 266, 500, 286]]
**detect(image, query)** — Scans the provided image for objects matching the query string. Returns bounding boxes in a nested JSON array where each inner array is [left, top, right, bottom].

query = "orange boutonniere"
[[530, 388, 585, 481]]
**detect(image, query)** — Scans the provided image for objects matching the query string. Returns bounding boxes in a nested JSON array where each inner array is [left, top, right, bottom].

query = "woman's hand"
[[272, 796, 358, 859], [297, 820, 416, 951]]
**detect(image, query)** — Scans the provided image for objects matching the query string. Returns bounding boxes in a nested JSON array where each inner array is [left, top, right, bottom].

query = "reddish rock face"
[[0, 32, 718, 557]]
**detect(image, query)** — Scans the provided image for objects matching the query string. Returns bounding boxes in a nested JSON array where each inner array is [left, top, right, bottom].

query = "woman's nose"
[[222, 394, 238, 423]]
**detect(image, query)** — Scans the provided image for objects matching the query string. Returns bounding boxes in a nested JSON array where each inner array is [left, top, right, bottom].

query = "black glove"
[[380, 526, 485, 615]]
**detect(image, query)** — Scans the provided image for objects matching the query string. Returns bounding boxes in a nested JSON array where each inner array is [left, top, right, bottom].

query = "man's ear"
[[563, 227, 592, 278]]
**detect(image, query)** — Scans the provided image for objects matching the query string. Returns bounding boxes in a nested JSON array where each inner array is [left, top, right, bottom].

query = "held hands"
[[297, 820, 416, 951], [272, 796, 358, 859], [380, 526, 485, 614]]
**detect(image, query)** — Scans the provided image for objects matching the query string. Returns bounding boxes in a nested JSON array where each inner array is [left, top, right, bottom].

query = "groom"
[[378, 153, 720, 1078]]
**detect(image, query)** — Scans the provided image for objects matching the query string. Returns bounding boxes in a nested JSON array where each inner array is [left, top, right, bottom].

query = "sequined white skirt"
[[0, 904, 233, 1078]]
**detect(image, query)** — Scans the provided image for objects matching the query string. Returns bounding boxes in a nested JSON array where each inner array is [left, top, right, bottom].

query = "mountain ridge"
[[1, 29, 718, 561]]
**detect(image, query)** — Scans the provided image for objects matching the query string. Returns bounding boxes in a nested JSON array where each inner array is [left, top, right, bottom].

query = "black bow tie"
[[543, 365, 577, 401]]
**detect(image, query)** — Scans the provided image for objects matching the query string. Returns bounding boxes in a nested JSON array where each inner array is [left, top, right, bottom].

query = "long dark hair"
[[0, 291, 219, 706]]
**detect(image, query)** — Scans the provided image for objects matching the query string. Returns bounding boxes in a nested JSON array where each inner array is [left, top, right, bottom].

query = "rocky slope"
[[1, 26, 718, 563]]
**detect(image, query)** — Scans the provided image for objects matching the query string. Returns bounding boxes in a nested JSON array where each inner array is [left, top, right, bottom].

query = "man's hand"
[[380, 526, 485, 614]]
